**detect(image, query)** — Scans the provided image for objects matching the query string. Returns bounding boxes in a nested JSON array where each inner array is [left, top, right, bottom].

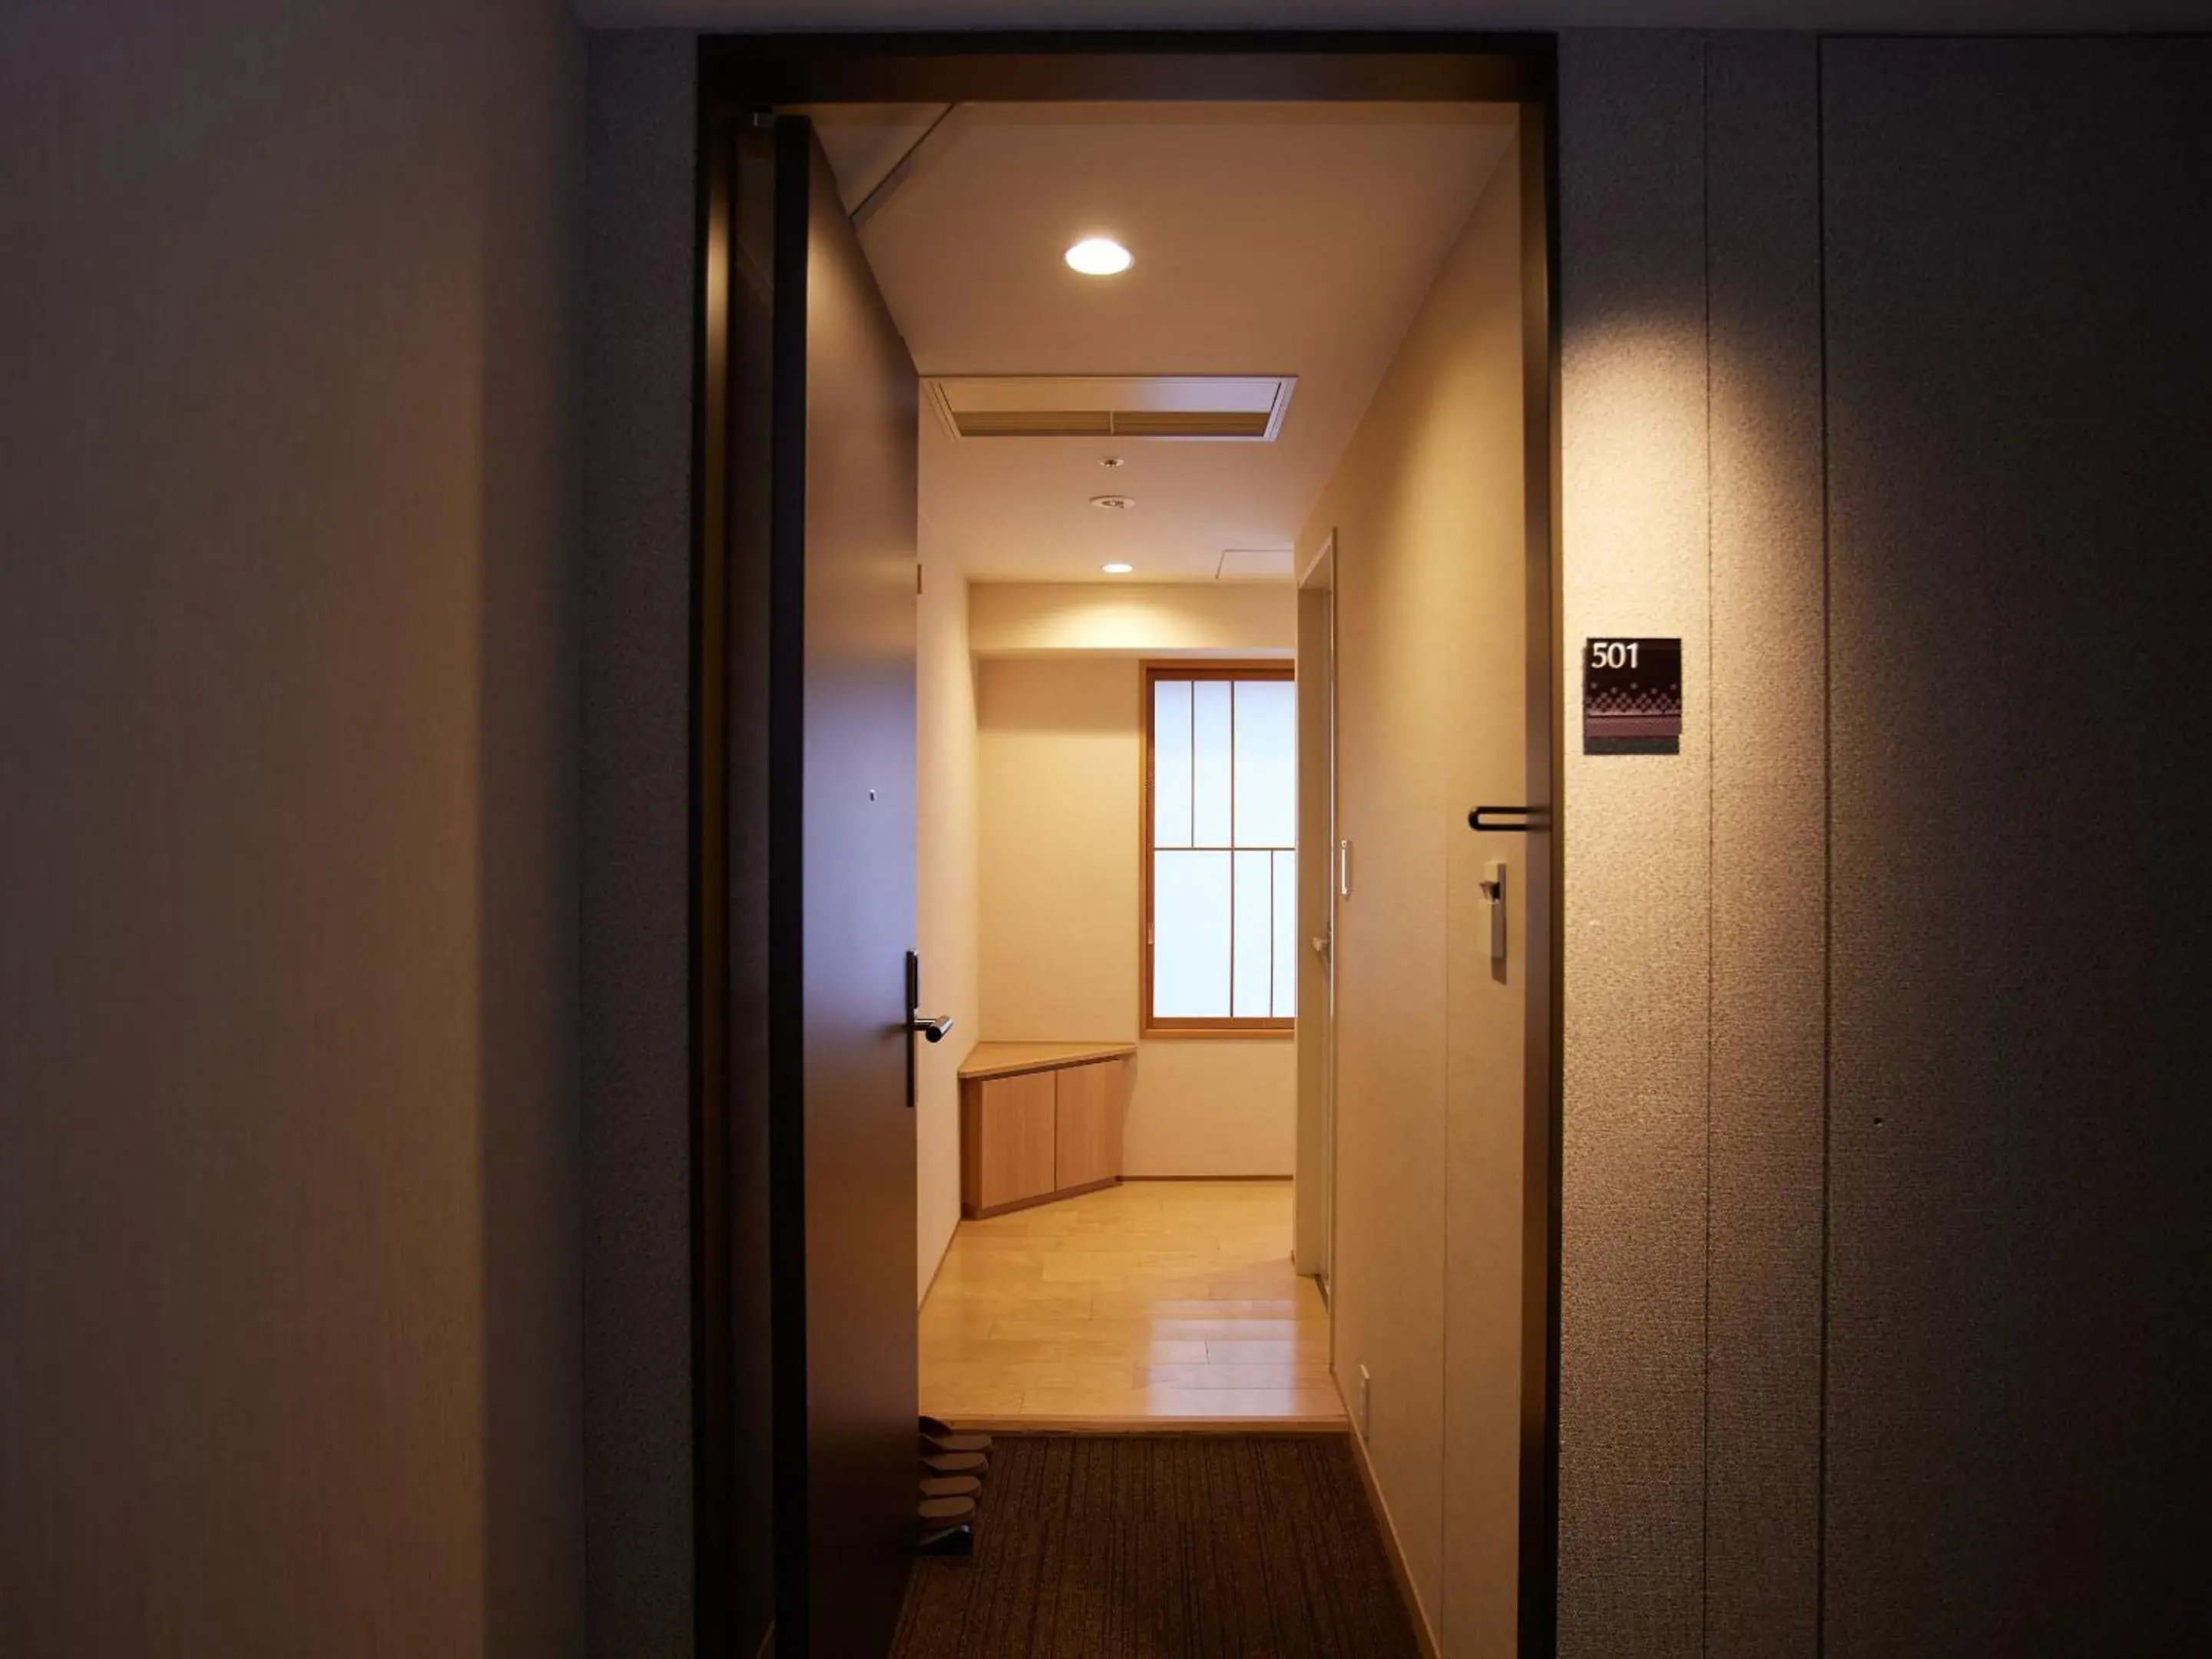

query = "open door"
[[698, 112, 920, 1658]]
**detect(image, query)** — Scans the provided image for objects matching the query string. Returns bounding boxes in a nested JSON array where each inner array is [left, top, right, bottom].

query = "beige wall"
[[969, 580, 1296, 658], [974, 653, 1296, 1176], [0, 2, 584, 1654], [1296, 137, 1526, 1655], [916, 527, 981, 1297]]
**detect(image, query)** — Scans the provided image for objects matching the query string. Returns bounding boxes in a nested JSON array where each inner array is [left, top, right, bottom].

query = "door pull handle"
[[1468, 805, 1551, 833], [909, 1015, 954, 1044]]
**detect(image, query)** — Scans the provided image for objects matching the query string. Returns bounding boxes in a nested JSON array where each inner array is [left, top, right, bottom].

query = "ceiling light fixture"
[[1091, 495, 1134, 511], [1102, 561, 1134, 575], [1065, 237, 1133, 276], [1100, 455, 1124, 469]]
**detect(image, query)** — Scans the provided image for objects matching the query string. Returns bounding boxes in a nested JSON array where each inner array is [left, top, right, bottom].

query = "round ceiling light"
[[1065, 237, 1133, 276], [1090, 495, 1134, 511], [1102, 561, 1134, 575]]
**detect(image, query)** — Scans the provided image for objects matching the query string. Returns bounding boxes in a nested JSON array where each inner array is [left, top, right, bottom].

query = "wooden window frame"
[[1139, 660, 1297, 1038]]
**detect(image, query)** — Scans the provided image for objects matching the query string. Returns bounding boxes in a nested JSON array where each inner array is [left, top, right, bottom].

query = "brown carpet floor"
[[891, 1435, 1423, 1659]]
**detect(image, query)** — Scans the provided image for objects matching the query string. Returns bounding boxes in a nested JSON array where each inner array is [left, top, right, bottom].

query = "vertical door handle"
[[904, 952, 920, 1111]]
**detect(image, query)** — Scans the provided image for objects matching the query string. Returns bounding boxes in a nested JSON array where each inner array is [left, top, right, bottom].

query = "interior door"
[[753, 114, 920, 1658]]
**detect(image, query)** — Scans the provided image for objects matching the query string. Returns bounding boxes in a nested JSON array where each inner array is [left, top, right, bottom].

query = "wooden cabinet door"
[[1054, 1060, 1124, 1191], [969, 1072, 1057, 1211]]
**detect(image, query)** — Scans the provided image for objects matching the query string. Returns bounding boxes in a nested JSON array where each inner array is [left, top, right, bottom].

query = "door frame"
[[690, 32, 1565, 1659], [1294, 531, 1338, 1293]]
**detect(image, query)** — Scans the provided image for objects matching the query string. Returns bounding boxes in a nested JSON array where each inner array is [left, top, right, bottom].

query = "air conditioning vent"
[[1108, 410, 1273, 439], [951, 409, 1114, 438], [926, 375, 1295, 442]]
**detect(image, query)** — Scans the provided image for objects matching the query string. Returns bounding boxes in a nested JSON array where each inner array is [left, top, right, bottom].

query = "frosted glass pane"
[[1192, 680, 1233, 847], [1153, 679, 1192, 847], [1232, 849, 1274, 1018], [1154, 851, 1230, 1018], [1233, 679, 1296, 849], [1272, 850, 1299, 1018]]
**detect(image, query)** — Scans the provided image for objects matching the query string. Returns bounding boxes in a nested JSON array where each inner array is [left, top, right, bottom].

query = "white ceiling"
[[808, 101, 1515, 581], [578, 1, 2210, 28]]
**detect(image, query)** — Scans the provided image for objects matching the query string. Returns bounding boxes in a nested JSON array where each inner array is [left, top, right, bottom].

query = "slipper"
[[920, 1416, 992, 1455], [919, 1495, 976, 1524], [922, 1449, 988, 1475]]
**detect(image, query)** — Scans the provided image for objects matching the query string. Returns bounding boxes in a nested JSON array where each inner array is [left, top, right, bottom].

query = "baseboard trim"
[[1345, 1412, 1444, 1659], [964, 1175, 1118, 1220], [916, 1217, 957, 1311], [1118, 1173, 1293, 1183]]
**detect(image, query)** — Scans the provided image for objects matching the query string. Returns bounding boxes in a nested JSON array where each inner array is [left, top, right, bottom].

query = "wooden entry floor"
[[918, 1179, 1343, 1428]]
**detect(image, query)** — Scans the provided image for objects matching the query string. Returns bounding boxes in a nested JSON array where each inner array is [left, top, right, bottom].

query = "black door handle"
[[1468, 805, 1552, 833]]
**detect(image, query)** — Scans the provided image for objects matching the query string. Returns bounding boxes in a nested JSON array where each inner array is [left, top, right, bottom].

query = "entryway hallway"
[[919, 1181, 1339, 1427]]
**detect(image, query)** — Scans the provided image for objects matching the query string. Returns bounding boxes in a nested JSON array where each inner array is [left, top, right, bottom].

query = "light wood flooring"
[[918, 1179, 1343, 1429]]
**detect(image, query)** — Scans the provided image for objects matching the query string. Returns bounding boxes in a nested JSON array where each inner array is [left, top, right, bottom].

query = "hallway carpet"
[[890, 1434, 1423, 1659]]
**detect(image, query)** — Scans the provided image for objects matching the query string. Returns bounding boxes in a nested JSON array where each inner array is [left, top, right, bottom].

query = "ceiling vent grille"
[[925, 375, 1295, 442]]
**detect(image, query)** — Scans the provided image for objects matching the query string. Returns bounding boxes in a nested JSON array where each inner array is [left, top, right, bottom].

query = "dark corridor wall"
[[0, 2, 585, 1654], [1822, 38, 2212, 1655], [1561, 31, 2212, 1659]]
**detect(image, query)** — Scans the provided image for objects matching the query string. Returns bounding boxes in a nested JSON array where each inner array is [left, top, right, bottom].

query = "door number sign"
[[1583, 637, 1683, 754]]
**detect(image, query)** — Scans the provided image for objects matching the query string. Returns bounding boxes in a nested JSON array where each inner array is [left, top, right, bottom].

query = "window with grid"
[[1143, 664, 1296, 1033]]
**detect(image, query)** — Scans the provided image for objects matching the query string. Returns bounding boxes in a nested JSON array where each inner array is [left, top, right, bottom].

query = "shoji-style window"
[[1143, 663, 1296, 1034]]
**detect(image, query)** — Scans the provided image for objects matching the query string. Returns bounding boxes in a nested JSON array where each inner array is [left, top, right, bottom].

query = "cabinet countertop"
[[957, 1041, 1137, 1081]]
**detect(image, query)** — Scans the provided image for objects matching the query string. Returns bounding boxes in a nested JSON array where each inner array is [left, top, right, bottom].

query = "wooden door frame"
[[690, 32, 1565, 1658]]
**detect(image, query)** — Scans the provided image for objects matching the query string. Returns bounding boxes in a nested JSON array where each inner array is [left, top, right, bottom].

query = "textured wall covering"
[[1702, 33, 1825, 1659], [1561, 31, 2212, 1659], [1821, 39, 2212, 1655], [581, 30, 696, 1657], [1557, 33, 1713, 1659], [0, 2, 584, 1653]]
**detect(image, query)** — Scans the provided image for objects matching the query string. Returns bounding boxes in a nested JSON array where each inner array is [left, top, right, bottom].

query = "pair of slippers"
[[920, 1417, 992, 1529]]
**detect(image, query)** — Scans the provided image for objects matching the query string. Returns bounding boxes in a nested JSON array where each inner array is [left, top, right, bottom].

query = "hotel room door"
[[700, 111, 921, 1658]]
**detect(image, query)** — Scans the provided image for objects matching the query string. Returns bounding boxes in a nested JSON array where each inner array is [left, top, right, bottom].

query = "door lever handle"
[[909, 1015, 953, 1044]]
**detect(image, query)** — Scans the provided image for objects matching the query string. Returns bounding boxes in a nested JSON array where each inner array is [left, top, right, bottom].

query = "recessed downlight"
[[1091, 495, 1135, 511], [1102, 561, 1134, 575], [1065, 237, 1133, 276]]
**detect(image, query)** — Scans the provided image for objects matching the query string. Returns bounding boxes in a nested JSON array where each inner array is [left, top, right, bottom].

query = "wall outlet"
[[1357, 1364, 1373, 1441]]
